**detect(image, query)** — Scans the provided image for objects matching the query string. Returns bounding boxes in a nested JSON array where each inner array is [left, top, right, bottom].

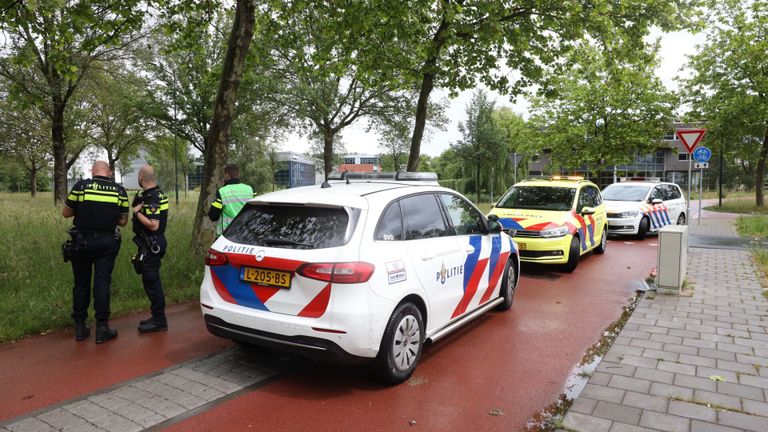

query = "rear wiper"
[[260, 238, 313, 248]]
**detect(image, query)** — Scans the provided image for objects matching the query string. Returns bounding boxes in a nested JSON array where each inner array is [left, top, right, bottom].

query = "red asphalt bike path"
[[165, 240, 658, 432], [1, 240, 657, 430], [0, 302, 231, 421]]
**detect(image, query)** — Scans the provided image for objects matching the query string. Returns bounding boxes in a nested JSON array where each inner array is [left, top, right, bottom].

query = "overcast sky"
[[281, 28, 707, 158]]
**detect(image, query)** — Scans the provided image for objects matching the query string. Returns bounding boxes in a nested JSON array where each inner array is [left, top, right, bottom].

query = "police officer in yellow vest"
[[132, 165, 170, 334], [208, 164, 254, 236], [62, 161, 128, 344]]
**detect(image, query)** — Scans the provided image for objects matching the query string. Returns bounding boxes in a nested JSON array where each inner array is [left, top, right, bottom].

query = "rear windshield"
[[224, 204, 357, 249], [602, 185, 651, 201], [496, 186, 576, 211]]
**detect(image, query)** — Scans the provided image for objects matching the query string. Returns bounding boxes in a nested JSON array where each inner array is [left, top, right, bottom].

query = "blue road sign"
[[693, 146, 712, 163]]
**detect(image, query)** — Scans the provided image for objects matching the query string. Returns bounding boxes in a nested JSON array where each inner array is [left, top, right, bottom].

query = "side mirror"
[[581, 206, 596, 215], [651, 198, 663, 205], [488, 220, 503, 234], [487, 213, 499, 222]]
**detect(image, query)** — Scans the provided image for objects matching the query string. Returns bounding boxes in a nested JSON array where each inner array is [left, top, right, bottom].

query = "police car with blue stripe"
[[602, 179, 687, 240], [200, 172, 520, 384]]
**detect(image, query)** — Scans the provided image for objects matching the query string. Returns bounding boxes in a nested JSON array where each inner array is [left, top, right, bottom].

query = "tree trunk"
[[756, 128, 768, 207], [191, 0, 256, 252], [407, 72, 435, 172], [406, 11, 451, 172], [107, 149, 117, 181], [30, 166, 37, 198], [52, 102, 67, 205], [323, 129, 334, 180]]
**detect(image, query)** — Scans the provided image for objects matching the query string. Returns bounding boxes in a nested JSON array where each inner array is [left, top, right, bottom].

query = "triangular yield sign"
[[676, 129, 707, 154]]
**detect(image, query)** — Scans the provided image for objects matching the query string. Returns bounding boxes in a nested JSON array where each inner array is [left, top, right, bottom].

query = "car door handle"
[[465, 247, 475, 253], [421, 249, 462, 261]]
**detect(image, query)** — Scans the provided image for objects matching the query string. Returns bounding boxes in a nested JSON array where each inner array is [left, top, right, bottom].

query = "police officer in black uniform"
[[62, 161, 128, 344], [131, 165, 169, 333]]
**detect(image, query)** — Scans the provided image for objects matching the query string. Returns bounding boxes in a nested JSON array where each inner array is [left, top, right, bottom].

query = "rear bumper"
[[204, 314, 370, 365]]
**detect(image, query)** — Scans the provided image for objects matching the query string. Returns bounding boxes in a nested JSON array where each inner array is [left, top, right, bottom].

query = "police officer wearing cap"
[[62, 160, 128, 344], [132, 165, 169, 333], [208, 164, 254, 236]]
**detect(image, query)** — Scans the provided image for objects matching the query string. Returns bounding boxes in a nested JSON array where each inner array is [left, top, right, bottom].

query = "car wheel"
[[563, 236, 581, 273], [375, 302, 424, 384], [636, 217, 649, 240], [677, 213, 686, 225], [595, 226, 607, 254], [496, 258, 518, 311]]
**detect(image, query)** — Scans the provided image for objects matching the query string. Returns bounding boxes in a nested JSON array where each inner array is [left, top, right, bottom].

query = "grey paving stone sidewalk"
[[0, 348, 305, 432], [689, 219, 739, 237], [563, 220, 768, 432]]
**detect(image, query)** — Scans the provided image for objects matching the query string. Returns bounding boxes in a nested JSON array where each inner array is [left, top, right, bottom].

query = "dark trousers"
[[71, 234, 120, 324], [141, 241, 166, 320]]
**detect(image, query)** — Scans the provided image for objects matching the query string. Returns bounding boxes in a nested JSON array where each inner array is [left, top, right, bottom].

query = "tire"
[[563, 236, 581, 273], [496, 258, 518, 311], [594, 226, 607, 254], [635, 217, 649, 240], [375, 302, 424, 384], [677, 213, 686, 225]]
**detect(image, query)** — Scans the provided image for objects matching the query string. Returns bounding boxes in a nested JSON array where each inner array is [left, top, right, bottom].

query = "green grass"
[[704, 199, 768, 215], [0, 191, 203, 343], [737, 215, 768, 238], [734, 214, 768, 290], [700, 190, 752, 200], [752, 249, 768, 291]]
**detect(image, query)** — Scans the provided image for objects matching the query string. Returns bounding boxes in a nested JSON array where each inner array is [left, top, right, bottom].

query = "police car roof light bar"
[[548, 175, 584, 181], [620, 177, 661, 183], [395, 172, 438, 181], [328, 171, 439, 182]]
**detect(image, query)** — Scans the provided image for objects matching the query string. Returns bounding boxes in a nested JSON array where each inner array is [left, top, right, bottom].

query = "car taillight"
[[297, 262, 375, 284], [205, 248, 228, 266]]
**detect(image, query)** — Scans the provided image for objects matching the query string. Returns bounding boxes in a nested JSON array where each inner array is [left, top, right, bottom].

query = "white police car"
[[200, 172, 519, 383], [602, 180, 686, 240]]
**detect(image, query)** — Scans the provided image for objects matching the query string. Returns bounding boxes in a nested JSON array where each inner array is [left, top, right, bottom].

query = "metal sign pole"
[[698, 167, 703, 225], [687, 158, 692, 226], [513, 162, 517, 185]]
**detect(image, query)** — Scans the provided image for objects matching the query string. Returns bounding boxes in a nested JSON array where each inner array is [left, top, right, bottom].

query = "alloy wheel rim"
[[507, 264, 516, 299], [392, 315, 420, 371]]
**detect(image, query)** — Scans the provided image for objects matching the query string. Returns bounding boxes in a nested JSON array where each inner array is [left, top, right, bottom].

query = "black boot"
[[138, 317, 168, 334], [75, 323, 90, 341], [139, 317, 154, 326], [95, 323, 118, 344]]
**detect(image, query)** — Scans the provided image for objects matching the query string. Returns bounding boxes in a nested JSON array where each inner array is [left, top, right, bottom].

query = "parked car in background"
[[602, 180, 686, 240], [200, 172, 520, 384], [488, 176, 607, 272]]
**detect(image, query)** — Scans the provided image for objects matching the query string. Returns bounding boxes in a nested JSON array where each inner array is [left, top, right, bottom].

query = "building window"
[[678, 153, 689, 161], [360, 157, 378, 165], [343, 157, 356, 164]]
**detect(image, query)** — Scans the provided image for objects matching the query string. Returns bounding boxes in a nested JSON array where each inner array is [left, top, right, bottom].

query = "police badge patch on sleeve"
[[148, 203, 159, 214]]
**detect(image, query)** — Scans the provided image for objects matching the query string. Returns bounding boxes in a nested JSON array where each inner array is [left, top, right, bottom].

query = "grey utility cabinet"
[[656, 225, 688, 293]]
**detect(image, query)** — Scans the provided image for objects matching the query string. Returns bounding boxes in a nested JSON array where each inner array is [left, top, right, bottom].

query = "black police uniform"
[[65, 175, 128, 340], [132, 186, 169, 331]]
